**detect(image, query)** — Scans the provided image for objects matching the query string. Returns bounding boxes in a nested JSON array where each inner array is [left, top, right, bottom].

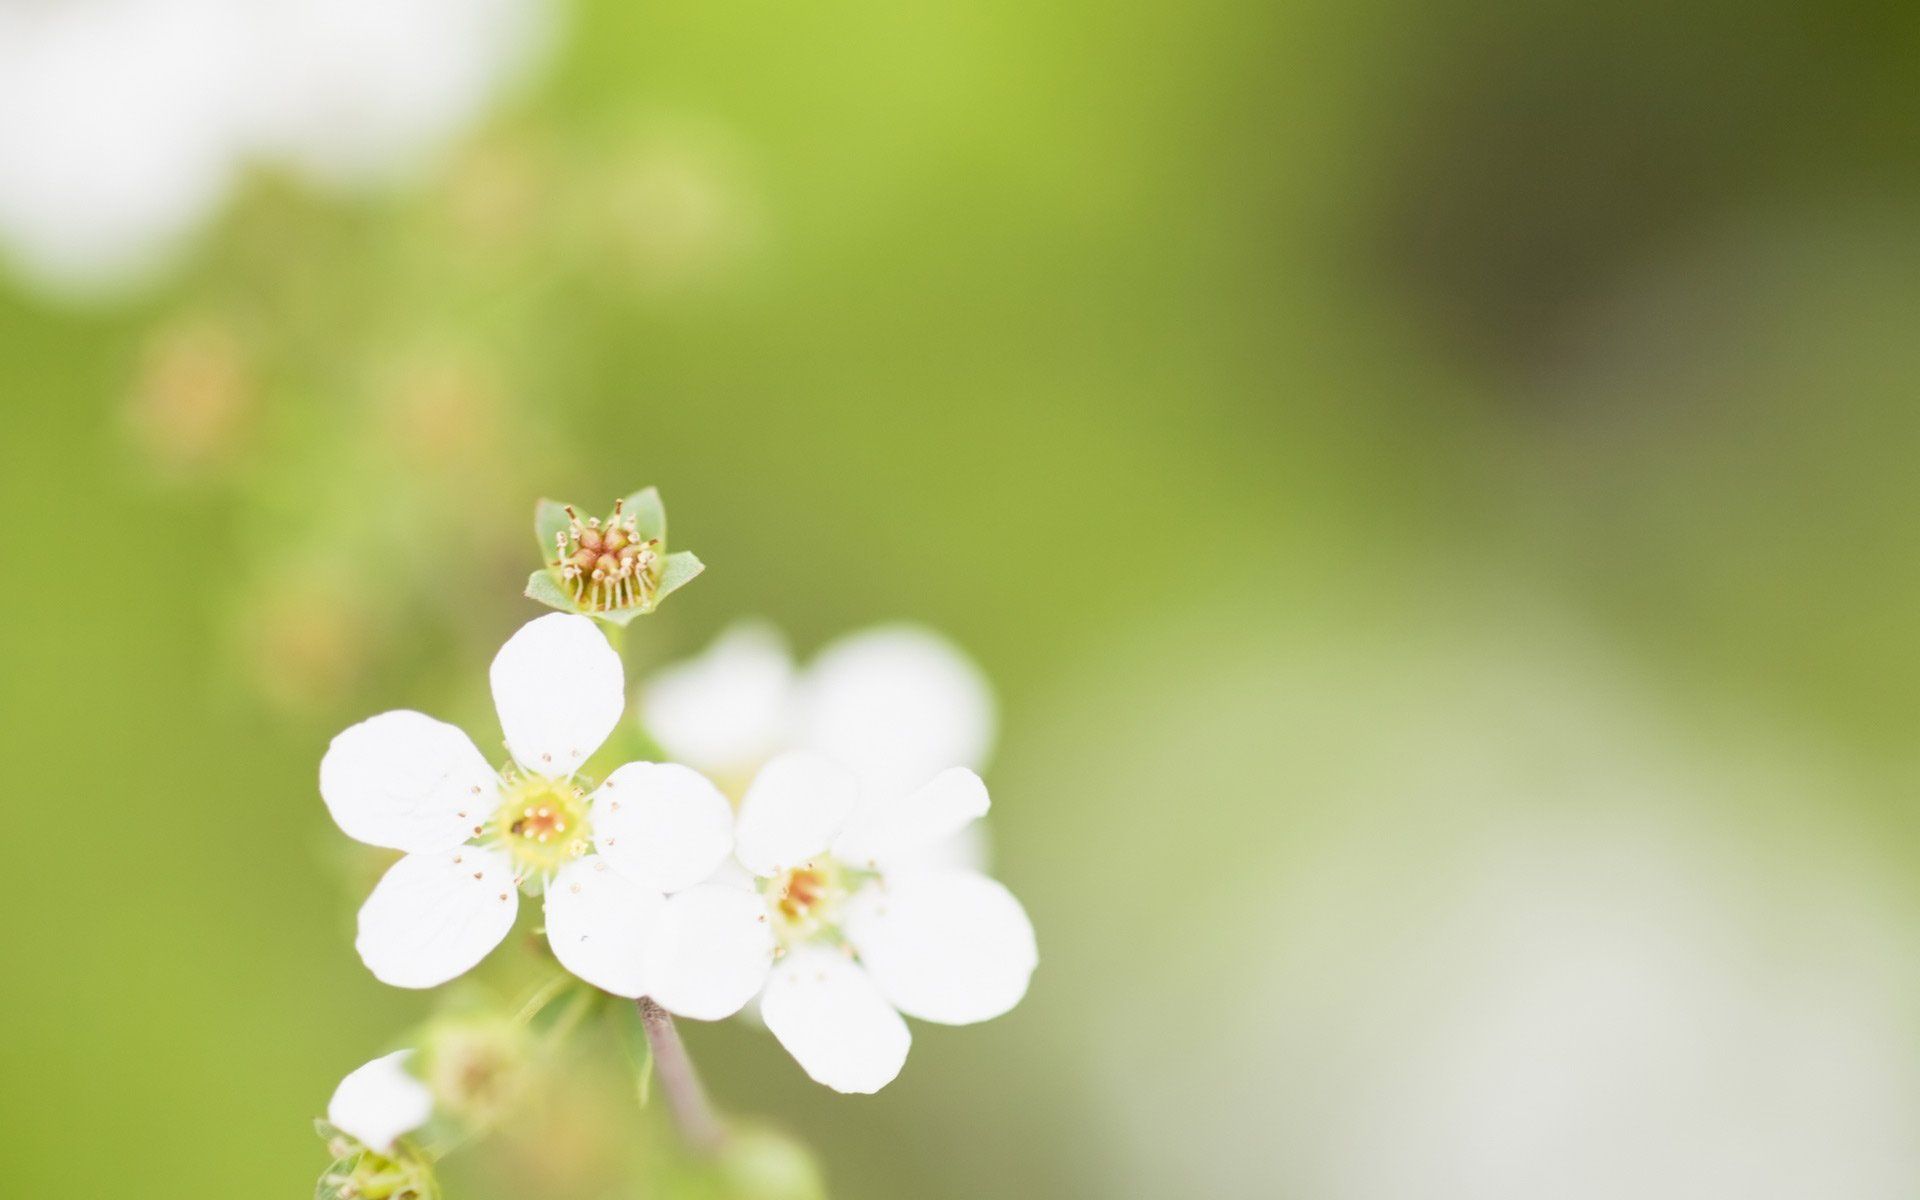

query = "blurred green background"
[[5, 0, 1920, 1196]]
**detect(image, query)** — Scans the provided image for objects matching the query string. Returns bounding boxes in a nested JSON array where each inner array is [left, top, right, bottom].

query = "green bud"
[[716, 1128, 829, 1200], [416, 1012, 534, 1130], [654, 1125, 828, 1200]]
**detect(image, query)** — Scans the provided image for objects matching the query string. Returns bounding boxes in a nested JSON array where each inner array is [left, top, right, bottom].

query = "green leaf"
[[534, 498, 575, 555], [655, 550, 704, 603], [621, 486, 666, 543], [523, 568, 576, 613]]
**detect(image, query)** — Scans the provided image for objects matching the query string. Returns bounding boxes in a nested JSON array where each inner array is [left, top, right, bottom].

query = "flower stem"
[[512, 972, 575, 1026], [636, 997, 726, 1154]]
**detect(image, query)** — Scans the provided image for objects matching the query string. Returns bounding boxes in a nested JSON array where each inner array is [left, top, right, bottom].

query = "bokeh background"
[[4, 0, 1920, 1196]]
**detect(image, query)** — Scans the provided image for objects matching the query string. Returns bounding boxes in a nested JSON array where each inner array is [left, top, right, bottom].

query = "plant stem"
[[636, 997, 726, 1154], [512, 972, 575, 1026]]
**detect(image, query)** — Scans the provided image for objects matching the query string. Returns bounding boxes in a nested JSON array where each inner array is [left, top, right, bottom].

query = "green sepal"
[[534, 498, 574, 554], [314, 1155, 358, 1200], [595, 602, 647, 627], [313, 1122, 441, 1200], [621, 486, 667, 543], [523, 568, 574, 613], [655, 550, 704, 604], [523, 490, 700, 624], [578, 552, 704, 626]]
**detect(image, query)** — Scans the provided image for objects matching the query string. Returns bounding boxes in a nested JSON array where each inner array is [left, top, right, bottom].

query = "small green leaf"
[[655, 550, 704, 603], [534, 498, 575, 554], [523, 568, 576, 613], [622, 486, 666, 543]]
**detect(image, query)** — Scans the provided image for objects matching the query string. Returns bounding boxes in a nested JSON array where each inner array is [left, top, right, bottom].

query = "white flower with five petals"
[[320, 613, 744, 995], [644, 751, 1037, 1093]]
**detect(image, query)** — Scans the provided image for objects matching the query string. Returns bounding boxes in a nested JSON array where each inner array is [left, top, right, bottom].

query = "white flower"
[[0, 0, 247, 295], [320, 613, 737, 993], [237, 0, 552, 190], [643, 622, 996, 868], [328, 1050, 433, 1154], [645, 752, 1037, 1093], [0, 0, 550, 298]]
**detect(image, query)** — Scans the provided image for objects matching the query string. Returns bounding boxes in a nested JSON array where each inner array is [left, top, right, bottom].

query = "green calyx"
[[315, 1124, 438, 1200], [524, 487, 704, 625]]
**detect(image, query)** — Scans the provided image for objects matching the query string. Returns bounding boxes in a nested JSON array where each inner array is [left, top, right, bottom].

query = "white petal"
[[642, 621, 796, 776], [832, 768, 990, 869], [490, 613, 624, 777], [797, 625, 995, 801], [587, 762, 735, 893], [543, 855, 666, 998], [700, 856, 760, 892], [760, 947, 911, 1093], [320, 710, 496, 852], [892, 823, 991, 874], [355, 848, 518, 989], [647, 884, 776, 1020], [733, 752, 859, 877], [328, 1050, 433, 1154], [843, 869, 1036, 1025]]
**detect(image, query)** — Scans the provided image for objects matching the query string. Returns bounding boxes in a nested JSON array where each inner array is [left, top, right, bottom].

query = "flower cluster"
[[317, 488, 1036, 1187]]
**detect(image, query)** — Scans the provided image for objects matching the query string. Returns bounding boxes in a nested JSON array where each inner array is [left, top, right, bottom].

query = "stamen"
[[549, 498, 662, 612], [486, 774, 594, 876]]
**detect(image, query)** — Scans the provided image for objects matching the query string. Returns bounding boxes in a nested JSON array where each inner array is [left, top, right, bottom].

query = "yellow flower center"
[[489, 774, 592, 875], [764, 858, 853, 943]]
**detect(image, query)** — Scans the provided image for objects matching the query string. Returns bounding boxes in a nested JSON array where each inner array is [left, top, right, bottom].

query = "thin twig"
[[636, 997, 727, 1154]]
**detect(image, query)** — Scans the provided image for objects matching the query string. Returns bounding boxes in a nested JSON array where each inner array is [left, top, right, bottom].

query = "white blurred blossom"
[[643, 622, 997, 869], [0, 0, 552, 297], [0, 0, 245, 294], [237, 0, 550, 189]]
